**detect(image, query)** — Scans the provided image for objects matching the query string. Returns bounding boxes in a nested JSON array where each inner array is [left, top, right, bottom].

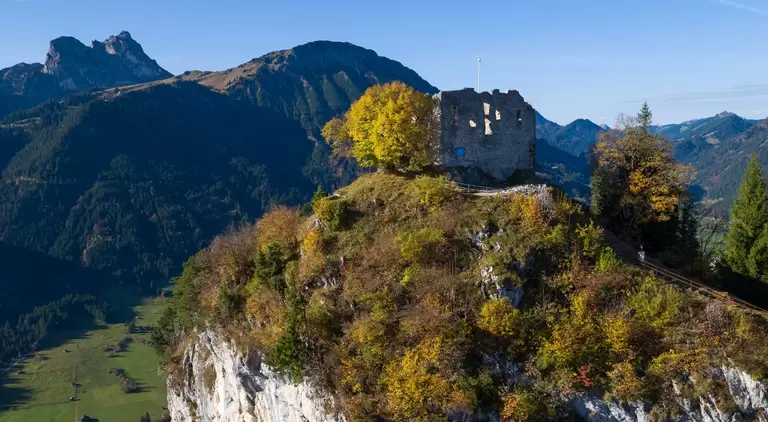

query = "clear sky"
[[1, 0, 767, 125]]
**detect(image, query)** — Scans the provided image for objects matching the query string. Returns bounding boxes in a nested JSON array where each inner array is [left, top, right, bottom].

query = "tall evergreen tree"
[[723, 154, 768, 279], [749, 225, 768, 281], [638, 102, 652, 133], [310, 184, 328, 210]]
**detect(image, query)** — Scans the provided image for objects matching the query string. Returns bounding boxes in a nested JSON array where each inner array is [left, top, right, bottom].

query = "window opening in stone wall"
[[455, 147, 465, 158], [469, 119, 477, 128], [485, 118, 492, 136], [495, 109, 501, 121], [483, 102, 490, 117], [451, 105, 457, 127]]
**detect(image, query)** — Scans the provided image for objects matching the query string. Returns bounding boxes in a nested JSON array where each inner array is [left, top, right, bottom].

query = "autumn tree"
[[322, 82, 437, 172], [591, 106, 695, 231], [723, 154, 768, 281]]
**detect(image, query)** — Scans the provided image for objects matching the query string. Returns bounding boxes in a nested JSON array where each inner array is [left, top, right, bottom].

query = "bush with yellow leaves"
[[409, 175, 461, 212], [383, 337, 470, 422], [396, 227, 446, 264], [477, 297, 521, 337], [298, 227, 327, 282], [313, 197, 348, 231]]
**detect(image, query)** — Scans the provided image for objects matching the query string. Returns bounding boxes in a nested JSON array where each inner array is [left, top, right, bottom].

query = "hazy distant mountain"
[[545, 119, 605, 157], [0, 31, 171, 118], [535, 111, 562, 141], [533, 113, 593, 200], [652, 111, 757, 141], [650, 111, 759, 163], [681, 117, 768, 209]]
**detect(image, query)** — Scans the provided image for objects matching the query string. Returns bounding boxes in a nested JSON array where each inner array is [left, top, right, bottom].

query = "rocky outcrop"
[[42, 31, 170, 90], [167, 330, 344, 422], [570, 365, 768, 422], [168, 329, 768, 422], [0, 31, 170, 118]]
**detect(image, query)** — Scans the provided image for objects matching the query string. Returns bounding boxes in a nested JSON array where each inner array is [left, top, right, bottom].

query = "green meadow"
[[0, 296, 169, 422]]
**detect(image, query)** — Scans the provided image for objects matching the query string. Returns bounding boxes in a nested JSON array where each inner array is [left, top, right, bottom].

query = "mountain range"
[[1, 31, 766, 291], [0, 33, 440, 292]]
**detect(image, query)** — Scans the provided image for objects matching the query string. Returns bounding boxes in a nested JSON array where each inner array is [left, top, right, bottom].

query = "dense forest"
[[0, 242, 118, 361], [0, 82, 315, 289], [0, 294, 109, 362]]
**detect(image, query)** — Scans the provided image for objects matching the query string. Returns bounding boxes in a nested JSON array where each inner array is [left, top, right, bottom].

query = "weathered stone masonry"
[[431, 88, 536, 181]]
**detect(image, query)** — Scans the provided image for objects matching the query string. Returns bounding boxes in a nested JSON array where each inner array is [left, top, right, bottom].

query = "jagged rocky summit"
[[0, 31, 171, 117]]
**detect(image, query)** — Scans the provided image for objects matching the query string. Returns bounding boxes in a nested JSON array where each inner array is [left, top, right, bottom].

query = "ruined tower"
[[431, 88, 536, 181]]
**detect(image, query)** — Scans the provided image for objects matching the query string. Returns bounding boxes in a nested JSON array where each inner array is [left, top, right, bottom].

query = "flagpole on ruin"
[[477, 58, 481, 92]]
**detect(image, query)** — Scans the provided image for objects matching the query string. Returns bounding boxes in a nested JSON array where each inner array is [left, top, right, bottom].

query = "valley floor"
[[0, 297, 168, 422]]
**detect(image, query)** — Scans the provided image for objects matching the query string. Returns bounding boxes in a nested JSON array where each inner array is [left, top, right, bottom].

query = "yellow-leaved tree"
[[322, 81, 437, 172], [591, 111, 695, 225]]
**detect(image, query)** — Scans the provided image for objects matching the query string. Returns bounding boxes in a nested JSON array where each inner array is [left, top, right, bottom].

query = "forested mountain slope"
[[689, 118, 768, 208], [0, 82, 313, 287]]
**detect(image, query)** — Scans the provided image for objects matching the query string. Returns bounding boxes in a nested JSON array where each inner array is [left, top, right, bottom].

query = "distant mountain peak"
[[41, 32, 170, 86], [0, 31, 171, 117], [715, 110, 735, 118], [565, 118, 603, 130], [180, 40, 437, 133]]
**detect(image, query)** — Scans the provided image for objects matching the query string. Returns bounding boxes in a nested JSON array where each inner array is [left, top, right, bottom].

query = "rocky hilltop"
[[0, 31, 171, 117], [170, 331, 768, 422], [155, 173, 768, 422]]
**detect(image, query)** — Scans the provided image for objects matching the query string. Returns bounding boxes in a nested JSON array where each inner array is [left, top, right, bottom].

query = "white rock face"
[[168, 331, 768, 422], [167, 330, 344, 422], [570, 365, 768, 422]]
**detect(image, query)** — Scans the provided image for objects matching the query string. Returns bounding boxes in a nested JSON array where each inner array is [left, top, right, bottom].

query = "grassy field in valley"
[[0, 296, 169, 422]]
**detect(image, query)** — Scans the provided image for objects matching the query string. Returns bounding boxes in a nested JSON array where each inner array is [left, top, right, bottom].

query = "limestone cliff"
[[168, 331, 768, 422], [167, 330, 344, 422], [157, 173, 768, 421]]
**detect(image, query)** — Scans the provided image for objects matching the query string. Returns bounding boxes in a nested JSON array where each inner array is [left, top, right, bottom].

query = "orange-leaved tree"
[[322, 81, 437, 172], [591, 110, 695, 226]]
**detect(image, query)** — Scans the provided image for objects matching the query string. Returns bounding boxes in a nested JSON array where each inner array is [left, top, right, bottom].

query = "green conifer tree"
[[678, 201, 700, 257], [310, 184, 328, 212], [638, 102, 653, 133], [724, 154, 768, 279]]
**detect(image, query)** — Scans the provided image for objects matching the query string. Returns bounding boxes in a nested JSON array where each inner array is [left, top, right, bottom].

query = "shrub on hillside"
[[154, 173, 768, 421], [396, 228, 445, 265], [314, 198, 348, 231], [409, 176, 460, 212]]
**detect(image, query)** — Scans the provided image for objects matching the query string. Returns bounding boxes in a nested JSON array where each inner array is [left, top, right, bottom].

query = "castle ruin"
[[431, 88, 536, 181]]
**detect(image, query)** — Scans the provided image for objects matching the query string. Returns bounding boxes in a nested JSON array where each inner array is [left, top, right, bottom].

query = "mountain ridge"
[[0, 38, 440, 290], [0, 31, 171, 118]]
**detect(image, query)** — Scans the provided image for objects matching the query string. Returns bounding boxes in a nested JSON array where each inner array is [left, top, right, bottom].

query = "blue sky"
[[1, 0, 767, 125]]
